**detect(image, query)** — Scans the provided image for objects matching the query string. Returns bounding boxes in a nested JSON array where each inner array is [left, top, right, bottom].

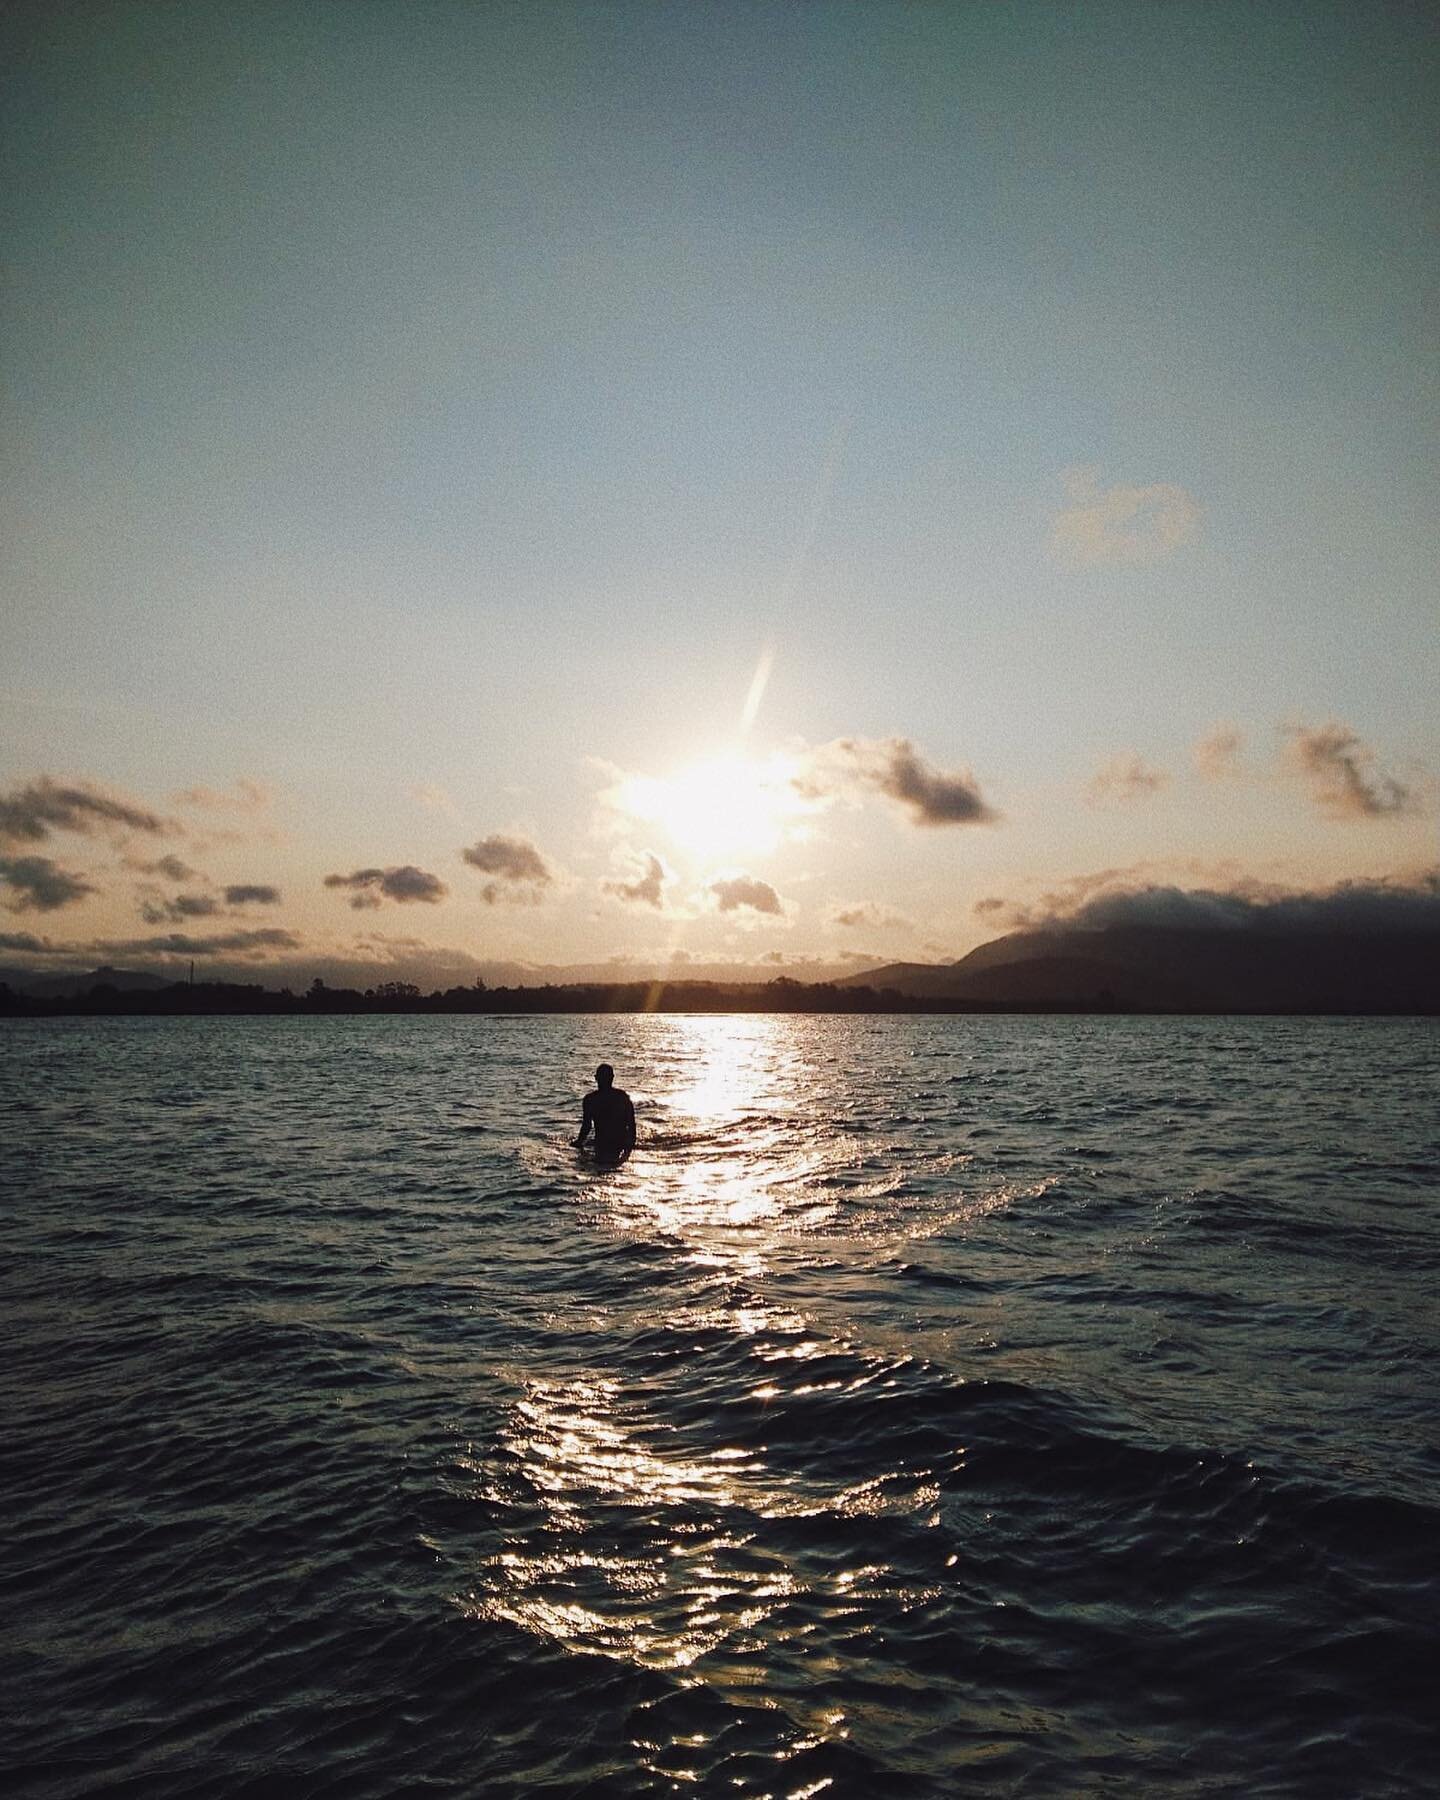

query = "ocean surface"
[[3, 1013, 1437, 1798]]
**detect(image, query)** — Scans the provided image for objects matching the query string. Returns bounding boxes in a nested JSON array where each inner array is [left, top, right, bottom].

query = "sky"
[[2, 1, 1436, 986]]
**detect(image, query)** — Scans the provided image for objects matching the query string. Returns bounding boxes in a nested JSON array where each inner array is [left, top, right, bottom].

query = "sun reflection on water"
[[465, 1372, 940, 1689], [612, 1014, 854, 1255], [460, 1015, 1003, 1784]]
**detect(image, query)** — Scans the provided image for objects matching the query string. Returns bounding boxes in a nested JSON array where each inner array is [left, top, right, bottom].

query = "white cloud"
[[1193, 724, 1247, 780], [827, 900, 912, 931], [1086, 752, 1169, 806], [1050, 467, 1202, 567], [603, 850, 671, 910]]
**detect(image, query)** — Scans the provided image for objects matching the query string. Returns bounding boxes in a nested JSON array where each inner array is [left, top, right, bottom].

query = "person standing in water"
[[575, 1062, 636, 1164]]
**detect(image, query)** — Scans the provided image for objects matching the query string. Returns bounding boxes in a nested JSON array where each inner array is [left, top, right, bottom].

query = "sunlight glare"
[[617, 752, 814, 864]]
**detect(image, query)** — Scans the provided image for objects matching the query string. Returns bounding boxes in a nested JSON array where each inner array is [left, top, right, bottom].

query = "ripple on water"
[[2, 1013, 1437, 1797]]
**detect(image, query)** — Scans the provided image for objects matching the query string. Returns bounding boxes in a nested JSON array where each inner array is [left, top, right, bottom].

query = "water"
[[2, 1013, 1437, 1797]]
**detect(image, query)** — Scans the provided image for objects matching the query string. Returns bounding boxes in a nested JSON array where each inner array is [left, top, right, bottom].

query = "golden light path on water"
[[461, 1016, 1021, 1790]]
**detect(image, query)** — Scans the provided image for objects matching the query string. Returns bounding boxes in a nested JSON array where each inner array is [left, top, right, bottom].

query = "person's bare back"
[[575, 1062, 636, 1163]]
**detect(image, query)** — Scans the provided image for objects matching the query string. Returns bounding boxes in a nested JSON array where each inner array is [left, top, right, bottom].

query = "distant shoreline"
[[2, 978, 1435, 1019]]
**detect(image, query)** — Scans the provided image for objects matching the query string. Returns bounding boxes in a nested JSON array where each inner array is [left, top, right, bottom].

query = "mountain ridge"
[[836, 923, 1440, 1011]]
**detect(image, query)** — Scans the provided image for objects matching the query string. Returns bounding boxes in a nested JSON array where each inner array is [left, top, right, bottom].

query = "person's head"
[[595, 1063, 614, 1089]]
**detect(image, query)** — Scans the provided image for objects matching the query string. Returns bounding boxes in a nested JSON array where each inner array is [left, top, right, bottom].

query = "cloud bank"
[[977, 867, 1440, 936], [325, 866, 449, 909], [97, 928, 303, 958]]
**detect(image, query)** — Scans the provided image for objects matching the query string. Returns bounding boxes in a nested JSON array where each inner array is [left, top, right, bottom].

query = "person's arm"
[[619, 1094, 636, 1161], [575, 1092, 593, 1147]]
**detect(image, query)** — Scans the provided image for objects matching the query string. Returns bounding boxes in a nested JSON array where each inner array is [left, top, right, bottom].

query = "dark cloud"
[[604, 852, 668, 910], [869, 739, 997, 826], [0, 931, 51, 954], [225, 884, 282, 906], [324, 866, 449, 909], [709, 875, 783, 916], [128, 854, 201, 882], [0, 855, 97, 913], [0, 777, 169, 845], [977, 869, 1440, 936], [1086, 753, 1168, 805], [1283, 722, 1414, 819], [462, 835, 555, 904], [95, 929, 303, 957], [138, 893, 221, 924], [811, 738, 998, 827]]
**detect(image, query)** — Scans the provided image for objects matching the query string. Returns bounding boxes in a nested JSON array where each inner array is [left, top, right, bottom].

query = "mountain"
[[0, 965, 176, 998], [0, 953, 886, 1000], [838, 925, 1440, 1012]]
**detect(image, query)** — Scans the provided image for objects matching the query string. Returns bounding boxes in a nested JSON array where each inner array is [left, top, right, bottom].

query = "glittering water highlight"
[[3, 1013, 1437, 1796]]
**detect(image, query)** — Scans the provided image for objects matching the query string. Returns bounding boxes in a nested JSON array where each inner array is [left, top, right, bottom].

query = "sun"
[[616, 753, 813, 864]]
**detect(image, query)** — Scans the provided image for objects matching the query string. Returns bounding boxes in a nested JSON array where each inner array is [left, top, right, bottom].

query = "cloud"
[[804, 737, 999, 827], [866, 740, 997, 826], [173, 779, 272, 812], [708, 874, 783, 916], [1193, 724, 1247, 781], [127, 853, 201, 882], [461, 835, 555, 904], [95, 928, 303, 958], [324, 866, 450, 909], [976, 867, 1440, 936], [828, 901, 912, 930], [0, 777, 170, 846], [1050, 467, 1202, 568], [0, 931, 51, 954], [0, 855, 97, 913], [138, 892, 221, 924], [1086, 752, 1169, 806], [975, 861, 1229, 931], [410, 783, 459, 817], [224, 884, 282, 906], [603, 851, 669, 910], [597, 739, 995, 849], [1282, 721, 1415, 820]]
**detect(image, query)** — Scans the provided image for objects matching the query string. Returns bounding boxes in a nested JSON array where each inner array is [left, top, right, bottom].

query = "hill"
[[838, 925, 1440, 1012], [0, 965, 174, 999]]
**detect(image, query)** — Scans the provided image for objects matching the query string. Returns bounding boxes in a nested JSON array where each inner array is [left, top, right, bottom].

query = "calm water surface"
[[3, 1014, 1437, 1797]]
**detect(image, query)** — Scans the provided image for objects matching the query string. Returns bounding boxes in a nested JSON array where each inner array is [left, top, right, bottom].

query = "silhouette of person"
[[575, 1062, 636, 1164]]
